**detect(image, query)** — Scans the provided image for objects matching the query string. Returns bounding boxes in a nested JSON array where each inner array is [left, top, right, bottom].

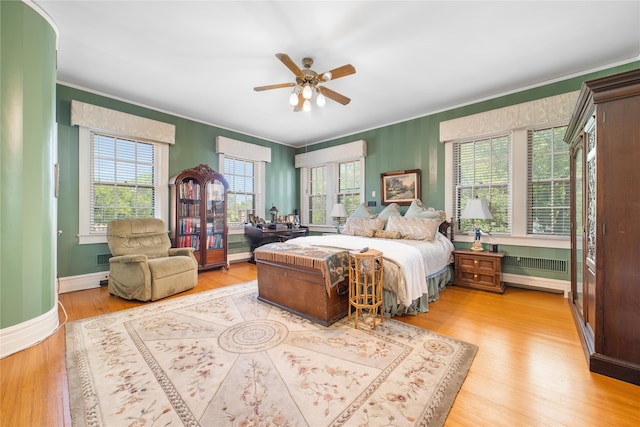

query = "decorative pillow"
[[355, 228, 377, 238], [373, 229, 402, 239], [349, 203, 376, 219], [377, 203, 401, 221], [343, 218, 385, 236], [404, 199, 442, 219], [386, 216, 441, 241]]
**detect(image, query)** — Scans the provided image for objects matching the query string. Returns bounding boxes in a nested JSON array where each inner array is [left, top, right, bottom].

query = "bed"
[[254, 202, 454, 325]]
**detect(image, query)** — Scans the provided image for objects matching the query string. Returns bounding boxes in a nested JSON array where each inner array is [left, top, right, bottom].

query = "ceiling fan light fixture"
[[303, 99, 311, 112], [289, 91, 298, 106], [302, 84, 313, 99], [316, 92, 326, 107]]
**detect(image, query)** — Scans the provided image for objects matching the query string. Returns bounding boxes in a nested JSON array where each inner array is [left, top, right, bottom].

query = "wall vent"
[[96, 253, 112, 265], [503, 256, 567, 273]]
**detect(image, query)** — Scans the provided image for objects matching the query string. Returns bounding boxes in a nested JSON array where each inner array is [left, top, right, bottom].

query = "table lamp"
[[330, 203, 348, 234], [461, 197, 493, 251], [269, 205, 279, 223]]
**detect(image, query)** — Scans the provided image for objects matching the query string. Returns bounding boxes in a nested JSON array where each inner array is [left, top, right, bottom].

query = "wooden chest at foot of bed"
[[256, 259, 349, 326]]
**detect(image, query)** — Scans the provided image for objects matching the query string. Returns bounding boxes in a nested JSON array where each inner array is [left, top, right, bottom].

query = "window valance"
[[70, 100, 175, 144], [295, 140, 367, 168], [215, 136, 271, 163], [439, 91, 579, 143]]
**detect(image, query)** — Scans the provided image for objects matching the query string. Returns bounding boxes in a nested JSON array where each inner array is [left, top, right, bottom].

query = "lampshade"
[[316, 93, 326, 107], [302, 84, 313, 99], [330, 203, 348, 218], [302, 100, 311, 112], [289, 91, 298, 106], [461, 198, 493, 220]]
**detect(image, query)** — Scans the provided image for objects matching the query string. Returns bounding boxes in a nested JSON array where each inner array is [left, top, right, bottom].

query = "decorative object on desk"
[[330, 203, 348, 233], [461, 197, 493, 252], [380, 169, 421, 205], [293, 208, 300, 228], [269, 204, 279, 223], [66, 281, 477, 427]]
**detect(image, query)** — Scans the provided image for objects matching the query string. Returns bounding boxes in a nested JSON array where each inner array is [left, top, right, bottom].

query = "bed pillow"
[[377, 203, 401, 221], [404, 199, 442, 220], [349, 203, 376, 219], [343, 218, 385, 236], [373, 229, 402, 239], [386, 216, 441, 241]]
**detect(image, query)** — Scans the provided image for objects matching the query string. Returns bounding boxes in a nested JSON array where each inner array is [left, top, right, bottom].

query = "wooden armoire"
[[564, 68, 640, 385]]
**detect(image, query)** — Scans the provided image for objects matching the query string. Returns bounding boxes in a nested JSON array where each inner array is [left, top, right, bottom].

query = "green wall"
[[56, 86, 298, 277], [1, 1, 57, 328], [54, 38, 638, 282], [298, 61, 640, 281]]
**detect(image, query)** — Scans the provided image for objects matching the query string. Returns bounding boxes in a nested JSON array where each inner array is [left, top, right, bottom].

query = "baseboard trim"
[[0, 302, 59, 359], [503, 273, 570, 298], [59, 271, 109, 293], [58, 254, 252, 294]]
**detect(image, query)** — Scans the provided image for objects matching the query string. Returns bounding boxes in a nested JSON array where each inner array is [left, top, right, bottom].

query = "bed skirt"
[[383, 266, 452, 317]]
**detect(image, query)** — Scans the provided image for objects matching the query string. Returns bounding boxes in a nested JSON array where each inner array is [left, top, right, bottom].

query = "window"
[[90, 132, 157, 232], [295, 140, 367, 227], [304, 160, 364, 226], [337, 160, 361, 213], [453, 134, 511, 234], [224, 156, 255, 225], [308, 166, 328, 224], [527, 125, 570, 235], [78, 128, 168, 244], [73, 101, 173, 244]]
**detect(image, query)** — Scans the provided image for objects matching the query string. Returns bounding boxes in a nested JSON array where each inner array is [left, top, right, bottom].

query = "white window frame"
[[78, 126, 169, 244], [295, 141, 367, 231], [215, 136, 270, 235], [219, 153, 265, 232], [442, 93, 576, 249], [527, 123, 570, 236]]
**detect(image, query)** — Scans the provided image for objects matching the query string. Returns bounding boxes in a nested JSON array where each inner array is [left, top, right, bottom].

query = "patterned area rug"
[[66, 281, 477, 426]]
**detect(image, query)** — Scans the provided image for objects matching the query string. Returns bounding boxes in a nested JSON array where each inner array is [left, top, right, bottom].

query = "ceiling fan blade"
[[254, 83, 295, 92], [275, 53, 304, 78], [319, 86, 351, 105], [322, 64, 356, 81]]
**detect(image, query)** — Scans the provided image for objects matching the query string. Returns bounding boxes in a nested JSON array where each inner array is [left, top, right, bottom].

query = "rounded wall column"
[[1, 1, 58, 357]]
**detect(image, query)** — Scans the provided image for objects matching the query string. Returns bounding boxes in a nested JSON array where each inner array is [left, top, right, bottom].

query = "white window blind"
[[527, 125, 570, 235], [90, 132, 157, 233], [308, 166, 328, 225], [337, 160, 361, 215], [453, 134, 512, 234], [223, 156, 256, 225]]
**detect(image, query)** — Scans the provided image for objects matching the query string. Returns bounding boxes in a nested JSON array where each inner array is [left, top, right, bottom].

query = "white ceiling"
[[34, 1, 640, 147]]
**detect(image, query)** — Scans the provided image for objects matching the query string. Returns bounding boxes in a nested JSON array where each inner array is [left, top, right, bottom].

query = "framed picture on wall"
[[380, 169, 421, 205]]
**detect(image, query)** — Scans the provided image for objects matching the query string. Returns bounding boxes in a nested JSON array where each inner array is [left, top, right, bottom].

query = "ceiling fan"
[[254, 53, 356, 112]]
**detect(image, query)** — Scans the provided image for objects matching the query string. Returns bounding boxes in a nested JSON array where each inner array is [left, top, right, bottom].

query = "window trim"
[[219, 153, 265, 230], [78, 126, 169, 244], [445, 128, 570, 250]]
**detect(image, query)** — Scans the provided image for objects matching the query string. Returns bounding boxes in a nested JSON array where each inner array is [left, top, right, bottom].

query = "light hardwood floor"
[[1, 262, 639, 426]]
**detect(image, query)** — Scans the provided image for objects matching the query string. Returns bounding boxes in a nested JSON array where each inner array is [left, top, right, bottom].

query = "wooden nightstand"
[[453, 250, 505, 293]]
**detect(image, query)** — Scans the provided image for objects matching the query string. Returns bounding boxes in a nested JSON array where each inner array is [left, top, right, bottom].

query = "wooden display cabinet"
[[169, 164, 229, 270], [453, 249, 504, 293], [564, 68, 640, 385]]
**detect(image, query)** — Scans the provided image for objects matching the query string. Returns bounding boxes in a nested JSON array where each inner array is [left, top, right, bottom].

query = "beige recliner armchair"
[[107, 218, 198, 301]]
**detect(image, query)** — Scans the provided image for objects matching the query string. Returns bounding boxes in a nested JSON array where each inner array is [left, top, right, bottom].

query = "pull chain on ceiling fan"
[[254, 53, 356, 112]]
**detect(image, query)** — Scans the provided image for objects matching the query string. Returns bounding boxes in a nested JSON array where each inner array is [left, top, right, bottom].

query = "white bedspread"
[[287, 233, 453, 307]]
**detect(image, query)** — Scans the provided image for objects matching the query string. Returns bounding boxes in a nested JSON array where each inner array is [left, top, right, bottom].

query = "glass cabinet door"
[[205, 180, 226, 251], [177, 178, 201, 250], [573, 145, 584, 316]]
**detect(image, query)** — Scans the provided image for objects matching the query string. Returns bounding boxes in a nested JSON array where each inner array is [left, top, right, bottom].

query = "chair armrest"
[[168, 247, 195, 257], [109, 254, 148, 264]]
